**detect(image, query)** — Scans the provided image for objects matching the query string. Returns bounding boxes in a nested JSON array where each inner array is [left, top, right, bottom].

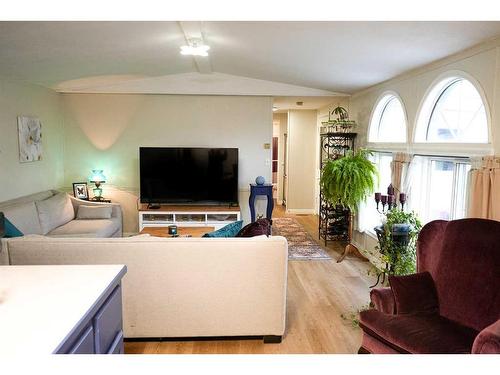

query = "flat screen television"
[[139, 147, 239, 205]]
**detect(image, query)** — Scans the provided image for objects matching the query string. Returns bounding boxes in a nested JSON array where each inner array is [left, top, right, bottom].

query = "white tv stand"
[[138, 204, 241, 231]]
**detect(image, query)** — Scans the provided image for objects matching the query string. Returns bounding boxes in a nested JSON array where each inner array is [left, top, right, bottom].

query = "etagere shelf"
[[318, 131, 357, 245]]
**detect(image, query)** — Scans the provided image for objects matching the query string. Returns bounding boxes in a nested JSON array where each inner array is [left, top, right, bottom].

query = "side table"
[[249, 184, 274, 222], [90, 197, 111, 203]]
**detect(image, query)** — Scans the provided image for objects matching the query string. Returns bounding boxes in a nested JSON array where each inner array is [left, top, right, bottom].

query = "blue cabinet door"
[[69, 325, 95, 354], [94, 286, 123, 354]]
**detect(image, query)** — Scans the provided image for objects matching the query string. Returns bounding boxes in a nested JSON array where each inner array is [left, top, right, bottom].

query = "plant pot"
[[391, 224, 411, 247]]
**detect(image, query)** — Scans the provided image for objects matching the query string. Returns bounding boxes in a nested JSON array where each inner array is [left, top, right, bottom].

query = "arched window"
[[369, 94, 407, 143], [415, 76, 489, 143]]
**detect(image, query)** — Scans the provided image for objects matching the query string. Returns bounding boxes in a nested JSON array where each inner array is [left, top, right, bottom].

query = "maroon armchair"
[[359, 218, 500, 354]]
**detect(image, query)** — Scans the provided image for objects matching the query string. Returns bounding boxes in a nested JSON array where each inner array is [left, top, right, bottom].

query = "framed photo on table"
[[73, 182, 89, 200]]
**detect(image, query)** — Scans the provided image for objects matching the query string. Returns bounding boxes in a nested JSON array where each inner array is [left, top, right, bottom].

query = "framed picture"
[[73, 182, 89, 200], [18, 116, 42, 163]]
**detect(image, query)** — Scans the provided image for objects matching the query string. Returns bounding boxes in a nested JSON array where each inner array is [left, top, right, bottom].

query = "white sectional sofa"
[[1, 234, 288, 342], [0, 190, 122, 239]]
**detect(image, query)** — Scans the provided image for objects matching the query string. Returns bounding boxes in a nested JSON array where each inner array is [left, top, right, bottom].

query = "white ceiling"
[[1, 21, 500, 95]]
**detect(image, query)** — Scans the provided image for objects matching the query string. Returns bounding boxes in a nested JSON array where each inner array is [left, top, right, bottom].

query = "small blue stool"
[[249, 183, 274, 222]]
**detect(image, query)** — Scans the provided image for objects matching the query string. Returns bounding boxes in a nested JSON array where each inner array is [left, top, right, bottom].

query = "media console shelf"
[[138, 204, 241, 231]]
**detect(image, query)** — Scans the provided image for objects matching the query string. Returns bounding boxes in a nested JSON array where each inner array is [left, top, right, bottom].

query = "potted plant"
[[320, 149, 378, 262], [374, 209, 422, 280]]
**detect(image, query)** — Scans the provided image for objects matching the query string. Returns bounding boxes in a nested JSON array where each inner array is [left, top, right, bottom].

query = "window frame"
[[413, 71, 492, 156], [410, 155, 471, 224], [358, 151, 393, 237], [368, 91, 408, 146]]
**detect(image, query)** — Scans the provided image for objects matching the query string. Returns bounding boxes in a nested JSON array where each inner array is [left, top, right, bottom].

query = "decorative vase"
[[255, 176, 265, 185]]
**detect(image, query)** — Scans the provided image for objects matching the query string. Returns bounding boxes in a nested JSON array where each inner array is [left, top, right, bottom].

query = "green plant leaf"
[[320, 149, 378, 212]]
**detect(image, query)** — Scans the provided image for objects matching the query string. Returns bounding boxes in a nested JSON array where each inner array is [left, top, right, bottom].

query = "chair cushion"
[[35, 193, 75, 234], [359, 309, 478, 354], [389, 272, 439, 315], [417, 219, 500, 331], [203, 220, 243, 237], [48, 219, 120, 238]]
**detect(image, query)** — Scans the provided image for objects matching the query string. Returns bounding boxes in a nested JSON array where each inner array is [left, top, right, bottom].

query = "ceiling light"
[[180, 38, 210, 57], [273, 106, 278, 112]]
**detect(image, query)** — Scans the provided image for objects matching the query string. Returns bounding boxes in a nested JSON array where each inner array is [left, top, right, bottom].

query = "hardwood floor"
[[125, 205, 376, 354]]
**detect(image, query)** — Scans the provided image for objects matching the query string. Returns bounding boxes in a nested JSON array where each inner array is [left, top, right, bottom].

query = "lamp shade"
[[89, 169, 106, 183]]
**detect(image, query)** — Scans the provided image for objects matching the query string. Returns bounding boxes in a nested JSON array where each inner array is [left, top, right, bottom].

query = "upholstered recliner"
[[359, 218, 500, 354]]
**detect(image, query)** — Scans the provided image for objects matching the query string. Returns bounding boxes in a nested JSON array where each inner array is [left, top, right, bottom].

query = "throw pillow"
[[35, 193, 75, 234], [203, 220, 243, 238], [77, 205, 113, 220], [236, 218, 272, 237], [3, 216, 24, 238], [389, 271, 439, 315]]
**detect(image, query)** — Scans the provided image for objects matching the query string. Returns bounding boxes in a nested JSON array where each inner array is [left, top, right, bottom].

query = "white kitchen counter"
[[0, 264, 127, 355]]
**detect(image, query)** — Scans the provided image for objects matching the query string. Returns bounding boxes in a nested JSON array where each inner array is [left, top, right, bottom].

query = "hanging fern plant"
[[320, 149, 378, 212]]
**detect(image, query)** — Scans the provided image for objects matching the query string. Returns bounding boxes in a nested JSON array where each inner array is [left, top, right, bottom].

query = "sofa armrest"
[[370, 288, 395, 314], [0, 238, 9, 265], [69, 196, 122, 223], [472, 320, 500, 354]]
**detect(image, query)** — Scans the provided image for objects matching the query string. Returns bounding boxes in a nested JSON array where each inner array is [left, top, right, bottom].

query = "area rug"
[[272, 217, 332, 260]]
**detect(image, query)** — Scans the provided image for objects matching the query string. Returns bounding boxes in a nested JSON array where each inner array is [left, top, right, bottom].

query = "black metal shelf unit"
[[318, 131, 357, 245]]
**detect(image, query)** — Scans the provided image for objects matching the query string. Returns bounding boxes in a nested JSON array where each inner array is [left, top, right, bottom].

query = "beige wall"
[[286, 110, 317, 213], [0, 79, 64, 202], [61, 94, 273, 233], [348, 42, 500, 262]]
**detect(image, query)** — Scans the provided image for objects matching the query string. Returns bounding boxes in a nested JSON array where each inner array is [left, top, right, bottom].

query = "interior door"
[[282, 133, 288, 206], [272, 136, 279, 198]]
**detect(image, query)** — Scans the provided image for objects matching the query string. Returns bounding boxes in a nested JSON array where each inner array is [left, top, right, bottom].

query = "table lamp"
[[90, 169, 106, 199]]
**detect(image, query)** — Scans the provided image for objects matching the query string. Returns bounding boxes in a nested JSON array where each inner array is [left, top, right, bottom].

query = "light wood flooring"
[[125, 205, 375, 354]]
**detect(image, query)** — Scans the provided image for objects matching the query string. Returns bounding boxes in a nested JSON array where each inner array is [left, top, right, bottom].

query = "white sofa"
[[0, 190, 122, 239], [1, 234, 288, 342]]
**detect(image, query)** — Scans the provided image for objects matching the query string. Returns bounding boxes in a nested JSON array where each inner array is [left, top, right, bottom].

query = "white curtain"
[[391, 152, 412, 204]]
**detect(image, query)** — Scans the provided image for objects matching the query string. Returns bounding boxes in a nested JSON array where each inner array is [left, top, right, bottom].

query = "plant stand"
[[318, 131, 356, 246], [337, 213, 369, 263]]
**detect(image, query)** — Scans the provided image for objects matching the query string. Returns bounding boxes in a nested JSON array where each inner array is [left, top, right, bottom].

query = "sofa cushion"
[[77, 205, 113, 220], [236, 218, 272, 237], [2, 201, 43, 235], [389, 272, 439, 315], [35, 193, 75, 234], [359, 309, 478, 354], [203, 220, 243, 238], [48, 219, 120, 238]]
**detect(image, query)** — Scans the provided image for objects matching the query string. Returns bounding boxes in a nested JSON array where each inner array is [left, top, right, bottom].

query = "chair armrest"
[[472, 320, 500, 354], [370, 288, 395, 314]]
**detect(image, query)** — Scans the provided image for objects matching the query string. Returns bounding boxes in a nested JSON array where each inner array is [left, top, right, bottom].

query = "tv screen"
[[139, 147, 239, 205]]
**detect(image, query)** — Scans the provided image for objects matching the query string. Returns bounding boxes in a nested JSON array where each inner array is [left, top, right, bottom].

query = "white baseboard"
[[286, 208, 316, 215]]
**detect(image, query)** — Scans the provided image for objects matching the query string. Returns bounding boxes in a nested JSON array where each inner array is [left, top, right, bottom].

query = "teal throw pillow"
[[4, 217, 23, 238], [202, 220, 243, 238]]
